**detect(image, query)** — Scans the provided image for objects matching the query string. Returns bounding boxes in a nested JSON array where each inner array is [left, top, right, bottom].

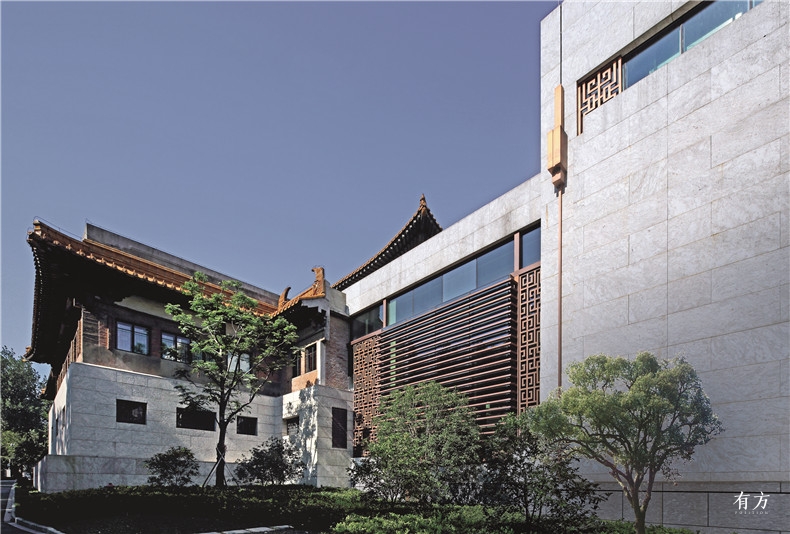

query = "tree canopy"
[[1, 346, 51, 478], [166, 272, 299, 486], [532, 352, 723, 534], [350, 381, 481, 505]]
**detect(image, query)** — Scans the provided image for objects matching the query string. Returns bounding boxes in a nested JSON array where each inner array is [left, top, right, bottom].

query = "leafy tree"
[[483, 411, 604, 533], [235, 436, 305, 485], [145, 446, 200, 486], [166, 272, 299, 487], [349, 381, 481, 505], [1, 346, 51, 478], [532, 352, 723, 534]]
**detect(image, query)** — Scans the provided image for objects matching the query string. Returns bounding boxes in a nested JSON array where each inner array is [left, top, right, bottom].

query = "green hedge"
[[14, 486, 700, 534], [15, 485, 381, 532]]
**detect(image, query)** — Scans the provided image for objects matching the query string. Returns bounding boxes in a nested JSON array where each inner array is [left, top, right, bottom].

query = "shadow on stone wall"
[[285, 387, 318, 486]]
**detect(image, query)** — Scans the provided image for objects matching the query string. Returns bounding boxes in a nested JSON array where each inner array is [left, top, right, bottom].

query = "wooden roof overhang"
[[25, 221, 278, 388], [333, 195, 442, 291]]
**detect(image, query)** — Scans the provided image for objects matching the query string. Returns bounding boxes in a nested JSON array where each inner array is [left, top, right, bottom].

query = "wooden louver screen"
[[376, 278, 517, 433]]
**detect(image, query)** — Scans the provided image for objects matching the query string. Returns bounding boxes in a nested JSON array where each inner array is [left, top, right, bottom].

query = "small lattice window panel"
[[577, 57, 622, 135]]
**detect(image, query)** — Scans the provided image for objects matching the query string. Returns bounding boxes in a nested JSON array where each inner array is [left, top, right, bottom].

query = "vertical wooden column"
[[547, 85, 567, 390]]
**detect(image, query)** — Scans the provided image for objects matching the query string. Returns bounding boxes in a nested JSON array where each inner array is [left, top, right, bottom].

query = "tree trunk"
[[632, 502, 647, 534], [215, 423, 227, 487]]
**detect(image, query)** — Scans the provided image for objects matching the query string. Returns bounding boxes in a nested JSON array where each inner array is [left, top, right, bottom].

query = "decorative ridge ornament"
[[333, 195, 442, 290]]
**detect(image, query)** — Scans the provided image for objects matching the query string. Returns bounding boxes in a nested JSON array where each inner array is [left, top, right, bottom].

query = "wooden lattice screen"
[[577, 57, 622, 135], [517, 265, 541, 412], [351, 335, 380, 457]]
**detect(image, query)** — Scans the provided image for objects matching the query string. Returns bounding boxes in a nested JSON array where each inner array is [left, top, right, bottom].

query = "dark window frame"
[[176, 407, 216, 431], [285, 416, 299, 438], [116, 321, 150, 355], [332, 407, 348, 449], [161, 332, 191, 363], [305, 345, 317, 373], [116, 399, 147, 425], [375, 226, 539, 329], [236, 416, 258, 436]]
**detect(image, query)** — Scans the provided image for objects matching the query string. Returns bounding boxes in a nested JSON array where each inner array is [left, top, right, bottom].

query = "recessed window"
[[229, 353, 251, 373], [520, 226, 541, 268], [176, 407, 215, 431], [305, 345, 317, 373], [237, 416, 258, 436], [117, 322, 149, 355], [285, 416, 299, 438], [384, 238, 516, 327], [292, 353, 302, 377], [624, 0, 755, 89], [350, 305, 384, 340], [476, 241, 514, 288], [116, 400, 147, 425], [161, 333, 191, 363], [332, 407, 348, 449]]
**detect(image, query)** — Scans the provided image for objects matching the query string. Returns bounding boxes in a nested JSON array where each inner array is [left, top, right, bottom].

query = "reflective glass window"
[[133, 326, 149, 355], [476, 240, 515, 288], [442, 260, 476, 302], [625, 26, 680, 88], [684, 1, 748, 51], [116, 321, 149, 355], [412, 277, 442, 317], [162, 333, 190, 362], [520, 227, 541, 268], [229, 353, 251, 372], [351, 305, 383, 339], [305, 345, 317, 372], [117, 322, 133, 352], [387, 292, 413, 326]]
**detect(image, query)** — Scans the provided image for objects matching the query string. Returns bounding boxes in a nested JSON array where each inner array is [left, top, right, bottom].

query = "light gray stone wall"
[[282, 385, 353, 488], [57, 362, 282, 462], [33, 454, 219, 493], [540, 1, 789, 532], [36, 362, 289, 491]]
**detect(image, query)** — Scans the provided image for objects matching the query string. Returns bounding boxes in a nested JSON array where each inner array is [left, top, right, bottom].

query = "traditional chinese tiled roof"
[[276, 266, 327, 314], [25, 220, 278, 366], [333, 195, 442, 290]]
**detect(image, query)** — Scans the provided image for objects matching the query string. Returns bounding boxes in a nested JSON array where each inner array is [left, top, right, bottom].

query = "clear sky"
[[1, 1, 556, 377]]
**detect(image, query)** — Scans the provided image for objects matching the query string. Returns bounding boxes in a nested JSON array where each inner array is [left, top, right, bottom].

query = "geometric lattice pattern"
[[517, 265, 540, 413], [351, 335, 380, 457], [577, 57, 622, 135]]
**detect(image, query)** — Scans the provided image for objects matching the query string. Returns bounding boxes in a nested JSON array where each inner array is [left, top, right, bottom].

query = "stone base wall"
[[595, 481, 790, 534], [282, 385, 353, 488], [33, 454, 223, 493]]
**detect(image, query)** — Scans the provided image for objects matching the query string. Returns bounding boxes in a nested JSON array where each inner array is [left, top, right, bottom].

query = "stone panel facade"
[[537, 1, 789, 532]]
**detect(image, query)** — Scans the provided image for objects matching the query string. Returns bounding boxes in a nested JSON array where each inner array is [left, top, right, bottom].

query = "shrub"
[[145, 446, 199, 486], [596, 520, 696, 534], [483, 412, 605, 533], [235, 436, 304, 485], [349, 382, 481, 505], [332, 506, 521, 534]]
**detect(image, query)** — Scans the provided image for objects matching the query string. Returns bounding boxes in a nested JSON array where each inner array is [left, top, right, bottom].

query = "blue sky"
[[1, 1, 556, 376]]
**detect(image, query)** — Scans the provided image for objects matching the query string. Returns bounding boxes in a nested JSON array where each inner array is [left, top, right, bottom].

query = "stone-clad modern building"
[[27, 1, 787, 531]]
